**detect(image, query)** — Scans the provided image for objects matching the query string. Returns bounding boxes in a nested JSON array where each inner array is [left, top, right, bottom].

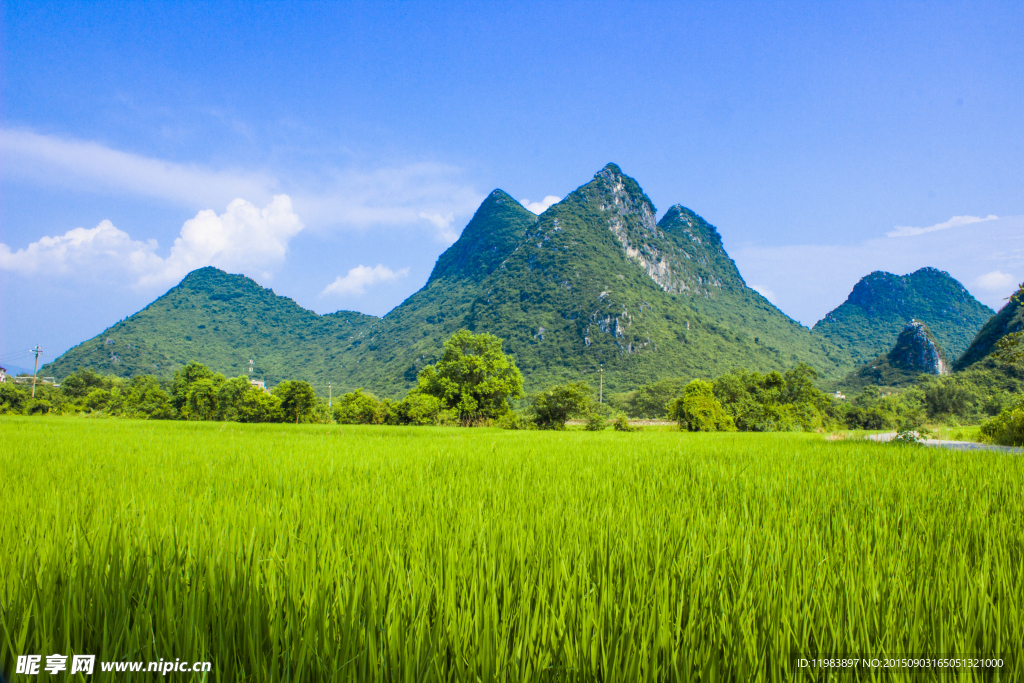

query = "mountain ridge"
[[42, 164, 992, 397], [812, 267, 993, 367]]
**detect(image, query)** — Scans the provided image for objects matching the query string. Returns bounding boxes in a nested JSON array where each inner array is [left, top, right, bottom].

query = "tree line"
[[3, 328, 1022, 444]]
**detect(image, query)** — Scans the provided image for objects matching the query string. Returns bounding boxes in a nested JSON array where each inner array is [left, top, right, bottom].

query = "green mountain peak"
[[427, 189, 537, 284], [813, 267, 993, 366], [45, 165, 864, 395]]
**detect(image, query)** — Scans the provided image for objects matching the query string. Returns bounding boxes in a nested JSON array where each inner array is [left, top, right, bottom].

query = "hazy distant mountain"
[[812, 268, 993, 367]]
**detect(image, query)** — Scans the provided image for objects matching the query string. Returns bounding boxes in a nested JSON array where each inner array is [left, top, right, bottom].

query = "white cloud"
[[0, 128, 484, 235], [0, 220, 160, 276], [139, 195, 303, 286], [0, 195, 303, 287], [0, 128, 274, 208], [520, 196, 561, 215], [887, 214, 998, 237], [974, 270, 1017, 293], [320, 264, 410, 297]]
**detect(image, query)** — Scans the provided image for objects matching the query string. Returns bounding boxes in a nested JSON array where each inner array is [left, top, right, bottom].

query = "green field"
[[1, 418, 1021, 681]]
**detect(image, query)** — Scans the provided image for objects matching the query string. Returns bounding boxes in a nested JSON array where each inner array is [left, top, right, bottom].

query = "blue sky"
[[2, 1, 1022, 372]]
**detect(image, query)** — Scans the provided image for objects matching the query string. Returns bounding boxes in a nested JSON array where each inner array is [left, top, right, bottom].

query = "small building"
[[250, 378, 269, 394], [12, 376, 59, 388], [0, 366, 6, 383]]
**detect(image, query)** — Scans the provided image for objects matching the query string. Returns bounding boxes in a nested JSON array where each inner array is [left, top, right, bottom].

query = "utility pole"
[[599, 363, 603, 404], [30, 345, 42, 398]]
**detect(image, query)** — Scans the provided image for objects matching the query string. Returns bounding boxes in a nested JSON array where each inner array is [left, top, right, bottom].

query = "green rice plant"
[[1, 417, 1021, 681]]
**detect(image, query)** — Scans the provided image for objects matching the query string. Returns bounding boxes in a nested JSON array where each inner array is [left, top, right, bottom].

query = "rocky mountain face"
[[325, 164, 847, 394], [812, 268, 994, 367], [841, 320, 950, 390], [888, 321, 950, 375], [45, 164, 853, 395]]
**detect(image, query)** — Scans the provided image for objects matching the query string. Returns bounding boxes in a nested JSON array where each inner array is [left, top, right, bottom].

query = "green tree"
[[186, 378, 221, 421], [0, 384, 29, 415], [122, 375, 175, 419], [85, 388, 114, 413], [236, 386, 282, 423], [416, 330, 524, 424], [531, 381, 592, 430], [980, 396, 1024, 446], [780, 363, 820, 405], [929, 378, 978, 419], [216, 376, 255, 422], [59, 369, 111, 399], [388, 392, 450, 426], [172, 361, 218, 413], [334, 388, 385, 424], [668, 379, 735, 432], [274, 380, 318, 424], [614, 378, 687, 418]]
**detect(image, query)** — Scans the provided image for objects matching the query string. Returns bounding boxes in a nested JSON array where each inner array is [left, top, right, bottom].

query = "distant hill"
[[812, 268, 993, 367], [955, 289, 1024, 370], [842, 320, 950, 390], [42, 268, 379, 387], [46, 163, 858, 396]]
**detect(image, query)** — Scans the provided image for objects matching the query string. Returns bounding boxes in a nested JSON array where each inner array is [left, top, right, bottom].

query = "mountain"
[[812, 268, 994, 367], [955, 290, 1024, 370], [313, 164, 850, 394], [42, 268, 379, 386], [45, 164, 853, 396], [843, 320, 950, 390]]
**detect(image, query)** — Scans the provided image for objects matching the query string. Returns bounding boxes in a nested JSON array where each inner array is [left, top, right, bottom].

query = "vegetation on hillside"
[[40, 267, 379, 387], [956, 282, 1024, 369], [812, 267, 993, 367], [44, 164, 864, 397], [841, 319, 950, 391]]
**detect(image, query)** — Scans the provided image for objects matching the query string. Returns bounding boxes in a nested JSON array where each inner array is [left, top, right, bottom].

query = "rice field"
[[1, 417, 1021, 681]]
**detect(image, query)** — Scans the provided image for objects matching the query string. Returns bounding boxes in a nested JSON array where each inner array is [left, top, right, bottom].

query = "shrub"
[[612, 414, 639, 432], [979, 398, 1024, 447], [668, 380, 735, 432], [496, 411, 534, 430], [531, 381, 592, 430]]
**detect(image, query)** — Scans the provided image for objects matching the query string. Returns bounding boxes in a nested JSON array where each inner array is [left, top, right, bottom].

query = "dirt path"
[[867, 432, 1023, 454]]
